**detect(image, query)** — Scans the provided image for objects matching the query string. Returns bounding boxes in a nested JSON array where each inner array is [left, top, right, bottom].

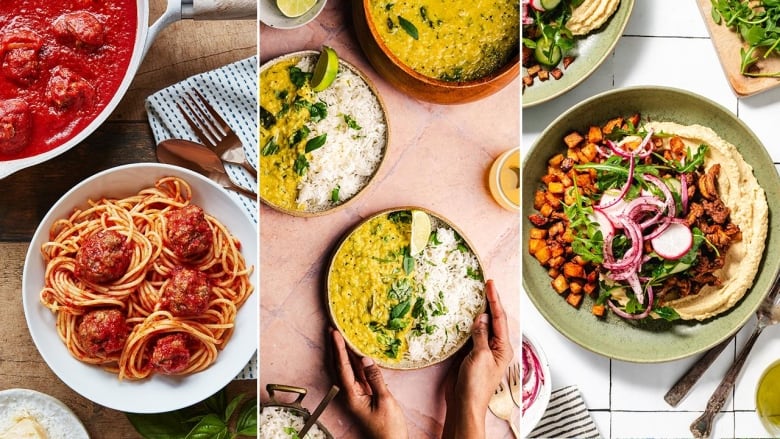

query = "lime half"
[[311, 46, 339, 92], [276, 0, 317, 18], [410, 210, 432, 256]]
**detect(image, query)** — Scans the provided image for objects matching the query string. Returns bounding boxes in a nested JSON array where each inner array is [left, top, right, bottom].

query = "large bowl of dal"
[[326, 207, 486, 369], [259, 50, 389, 217], [352, 0, 520, 104]]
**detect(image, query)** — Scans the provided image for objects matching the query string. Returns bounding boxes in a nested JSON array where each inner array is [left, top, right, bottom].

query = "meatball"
[[46, 66, 95, 110], [77, 308, 128, 356], [165, 205, 213, 259], [150, 333, 191, 374], [1, 28, 43, 85], [52, 11, 105, 50], [0, 99, 32, 155], [160, 266, 210, 316], [74, 229, 132, 284]]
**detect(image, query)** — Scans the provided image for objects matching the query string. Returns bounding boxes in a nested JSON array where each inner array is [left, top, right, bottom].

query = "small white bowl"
[[521, 332, 552, 437], [259, 0, 327, 29]]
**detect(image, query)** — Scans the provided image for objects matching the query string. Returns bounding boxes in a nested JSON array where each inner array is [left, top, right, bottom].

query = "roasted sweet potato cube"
[[548, 268, 559, 278], [602, 117, 623, 134], [548, 221, 564, 238], [544, 192, 561, 206], [528, 238, 545, 255], [538, 70, 550, 81], [586, 270, 598, 283], [575, 173, 592, 188], [572, 255, 587, 266], [548, 153, 565, 168], [560, 174, 573, 188], [563, 187, 577, 205], [539, 203, 554, 218], [587, 126, 603, 144], [548, 255, 565, 269], [549, 241, 564, 257], [570, 281, 583, 295], [563, 131, 585, 149], [583, 282, 598, 297], [529, 228, 547, 240], [566, 293, 583, 308], [527, 65, 542, 77], [533, 246, 552, 265], [547, 181, 565, 194], [566, 148, 580, 162], [561, 228, 575, 243], [580, 143, 598, 162], [627, 113, 641, 127], [562, 262, 586, 278], [541, 173, 559, 184], [522, 75, 534, 87], [533, 190, 546, 210], [592, 304, 606, 317], [551, 274, 569, 294]]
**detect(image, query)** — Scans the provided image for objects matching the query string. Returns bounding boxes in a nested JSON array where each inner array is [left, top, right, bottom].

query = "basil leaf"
[[305, 133, 327, 153], [411, 298, 425, 318], [390, 298, 412, 319], [388, 317, 408, 330], [184, 414, 227, 439], [294, 154, 309, 176], [290, 126, 310, 146], [398, 16, 419, 40], [235, 399, 257, 435], [224, 394, 244, 424], [403, 249, 415, 275], [126, 412, 191, 439]]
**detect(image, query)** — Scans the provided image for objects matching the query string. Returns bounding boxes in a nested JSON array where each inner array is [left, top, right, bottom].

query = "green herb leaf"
[[343, 114, 362, 130], [385, 338, 401, 358], [388, 317, 408, 330], [331, 185, 340, 203], [235, 398, 257, 436], [403, 248, 415, 275], [288, 66, 311, 88], [653, 306, 681, 322], [466, 266, 483, 281], [260, 106, 276, 129], [261, 137, 279, 156], [184, 414, 227, 439], [309, 101, 328, 122], [284, 427, 300, 439], [289, 126, 310, 146], [126, 411, 192, 439], [398, 16, 419, 39], [305, 133, 327, 153], [390, 298, 412, 319]]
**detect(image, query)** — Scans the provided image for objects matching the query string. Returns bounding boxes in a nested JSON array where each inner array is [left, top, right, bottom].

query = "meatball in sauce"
[[52, 11, 105, 50], [77, 308, 129, 356], [0, 99, 32, 154], [160, 266, 210, 317], [0, 28, 43, 86], [46, 66, 95, 110], [165, 205, 213, 260], [74, 229, 132, 284], [150, 333, 191, 374]]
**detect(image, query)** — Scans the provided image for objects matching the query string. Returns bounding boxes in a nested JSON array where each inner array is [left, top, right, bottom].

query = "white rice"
[[407, 225, 485, 363], [294, 57, 386, 212], [260, 407, 327, 439]]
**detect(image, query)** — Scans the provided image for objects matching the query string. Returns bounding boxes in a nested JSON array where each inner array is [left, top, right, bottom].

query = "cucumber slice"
[[540, 0, 562, 9], [534, 38, 562, 67]]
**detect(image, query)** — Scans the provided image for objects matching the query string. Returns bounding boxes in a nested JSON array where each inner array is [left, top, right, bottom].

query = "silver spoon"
[[298, 385, 339, 438], [156, 139, 257, 200], [689, 272, 780, 438]]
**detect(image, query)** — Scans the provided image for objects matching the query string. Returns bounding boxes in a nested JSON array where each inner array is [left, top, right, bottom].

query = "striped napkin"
[[144, 56, 258, 380], [529, 385, 601, 439]]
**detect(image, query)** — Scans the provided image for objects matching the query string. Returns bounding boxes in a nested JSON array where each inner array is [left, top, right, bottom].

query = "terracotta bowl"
[[351, 0, 519, 105]]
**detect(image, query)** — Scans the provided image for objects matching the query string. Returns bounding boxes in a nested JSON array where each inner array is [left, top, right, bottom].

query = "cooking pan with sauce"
[[0, 0, 255, 179]]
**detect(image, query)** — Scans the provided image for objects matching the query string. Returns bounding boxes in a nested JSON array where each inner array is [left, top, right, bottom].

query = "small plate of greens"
[[522, 0, 635, 108], [522, 86, 780, 362]]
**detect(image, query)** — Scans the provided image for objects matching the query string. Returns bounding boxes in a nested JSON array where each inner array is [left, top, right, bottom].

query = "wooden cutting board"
[[697, 0, 780, 96]]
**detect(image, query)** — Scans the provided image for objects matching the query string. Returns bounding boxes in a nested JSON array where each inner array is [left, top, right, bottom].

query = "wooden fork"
[[489, 381, 520, 438], [177, 89, 257, 177]]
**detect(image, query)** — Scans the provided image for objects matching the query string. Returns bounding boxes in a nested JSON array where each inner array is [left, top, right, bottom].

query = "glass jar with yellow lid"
[[488, 147, 520, 212]]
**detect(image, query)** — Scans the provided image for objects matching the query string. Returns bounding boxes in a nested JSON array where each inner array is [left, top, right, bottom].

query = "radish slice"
[[528, 0, 546, 11], [598, 189, 628, 219], [650, 222, 693, 260], [590, 208, 615, 239]]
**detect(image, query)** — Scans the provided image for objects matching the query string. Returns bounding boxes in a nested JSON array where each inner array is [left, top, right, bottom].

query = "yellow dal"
[[368, 0, 519, 81], [259, 57, 316, 211], [329, 214, 414, 363]]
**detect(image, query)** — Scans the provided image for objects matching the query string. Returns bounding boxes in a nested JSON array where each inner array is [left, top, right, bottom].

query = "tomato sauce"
[[0, 0, 137, 159]]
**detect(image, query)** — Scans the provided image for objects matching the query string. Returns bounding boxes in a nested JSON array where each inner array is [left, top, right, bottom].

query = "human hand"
[[330, 328, 409, 439], [442, 279, 515, 439]]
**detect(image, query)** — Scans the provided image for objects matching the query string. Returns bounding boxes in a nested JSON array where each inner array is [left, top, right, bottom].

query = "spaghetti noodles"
[[39, 177, 254, 380]]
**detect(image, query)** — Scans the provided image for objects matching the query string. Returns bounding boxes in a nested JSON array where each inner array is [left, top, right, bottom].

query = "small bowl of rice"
[[260, 384, 333, 439], [259, 50, 389, 217], [326, 207, 486, 369]]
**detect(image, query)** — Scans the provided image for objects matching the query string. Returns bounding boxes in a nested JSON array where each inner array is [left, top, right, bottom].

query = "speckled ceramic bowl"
[[522, 86, 780, 362], [522, 0, 635, 108]]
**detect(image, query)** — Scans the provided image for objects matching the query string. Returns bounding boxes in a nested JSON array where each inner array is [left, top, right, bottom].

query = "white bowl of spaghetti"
[[21, 163, 257, 413]]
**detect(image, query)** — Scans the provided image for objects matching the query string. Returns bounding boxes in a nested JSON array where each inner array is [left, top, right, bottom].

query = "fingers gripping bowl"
[[522, 87, 780, 362], [326, 207, 486, 369], [22, 163, 258, 413]]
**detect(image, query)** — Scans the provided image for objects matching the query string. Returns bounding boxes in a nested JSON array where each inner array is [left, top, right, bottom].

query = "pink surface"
[[260, 1, 521, 437]]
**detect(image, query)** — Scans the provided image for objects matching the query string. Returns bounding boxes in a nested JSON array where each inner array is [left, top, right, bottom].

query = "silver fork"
[[177, 89, 257, 177]]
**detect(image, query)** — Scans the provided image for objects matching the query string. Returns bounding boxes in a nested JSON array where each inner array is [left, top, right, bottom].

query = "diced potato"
[[528, 238, 545, 255], [566, 148, 580, 162], [549, 242, 564, 258], [534, 246, 552, 265], [570, 281, 583, 295], [627, 113, 641, 127], [562, 262, 585, 278], [563, 131, 585, 149], [561, 229, 575, 243], [560, 174, 573, 188], [602, 117, 623, 134], [547, 181, 565, 194], [583, 282, 598, 297], [548, 268, 559, 278], [566, 293, 583, 308], [529, 228, 547, 239], [548, 153, 565, 168], [551, 274, 569, 294], [580, 142, 598, 162], [539, 203, 554, 218], [541, 173, 559, 184], [548, 222, 564, 238], [544, 192, 562, 207], [592, 304, 606, 317], [587, 126, 603, 144], [575, 173, 592, 188], [548, 255, 564, 269], [534, 190, 546, 210]]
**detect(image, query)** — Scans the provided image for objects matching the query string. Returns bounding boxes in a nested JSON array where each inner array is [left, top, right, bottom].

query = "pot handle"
[[266, 384, 308, 408], [185, 0, 257, 20], [144, 0, 184, 58]]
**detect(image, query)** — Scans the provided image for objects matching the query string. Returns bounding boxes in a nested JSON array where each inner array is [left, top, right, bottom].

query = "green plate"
[[522, 86, 780, 362], [522, 0, 635, 108]]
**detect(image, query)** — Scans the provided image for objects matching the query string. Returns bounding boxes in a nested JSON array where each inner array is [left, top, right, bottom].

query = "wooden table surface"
[[0, 2, 256, 437]]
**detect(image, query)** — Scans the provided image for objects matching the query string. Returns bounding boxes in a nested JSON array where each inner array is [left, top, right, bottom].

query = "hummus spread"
[[566, 0, 620, 36], [645, 121, 768, 321]]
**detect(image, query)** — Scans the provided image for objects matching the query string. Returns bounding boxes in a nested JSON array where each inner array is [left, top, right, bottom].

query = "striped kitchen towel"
[[145, 56, 258, 380], [529, 385, 601, 439]]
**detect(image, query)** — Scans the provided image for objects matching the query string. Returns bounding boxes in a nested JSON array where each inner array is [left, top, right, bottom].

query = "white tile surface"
[[521, 2, 780, 438]]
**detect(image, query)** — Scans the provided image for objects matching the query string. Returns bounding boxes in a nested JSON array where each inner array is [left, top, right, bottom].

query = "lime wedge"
[[276, 0, 317, 18], [311, 46, 339, 92], [410, 210, 431, 256]]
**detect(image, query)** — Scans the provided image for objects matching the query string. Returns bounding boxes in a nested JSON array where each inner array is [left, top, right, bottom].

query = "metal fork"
[[177, 89, 257, 177], [488, 381, 520, 438], [508, 362, 521, 407]]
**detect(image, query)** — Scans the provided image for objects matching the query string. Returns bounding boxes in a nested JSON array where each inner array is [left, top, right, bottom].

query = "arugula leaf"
[[653, 306, 681, 322], [398, 16, 419, 39]]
